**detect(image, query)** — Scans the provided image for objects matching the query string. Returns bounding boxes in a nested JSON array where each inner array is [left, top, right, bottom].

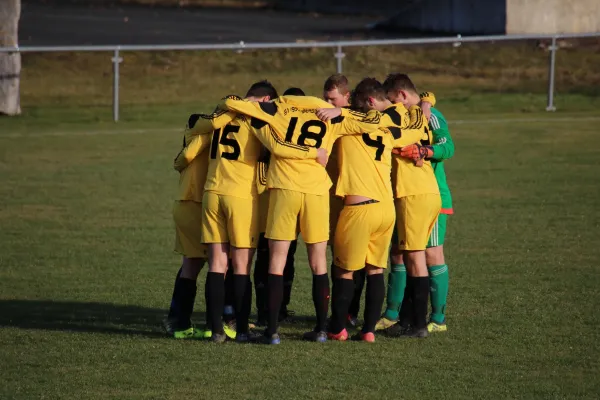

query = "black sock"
[[329, 277, 354, 334], [223, 260, 235, 321], [349, 269, 366, 318], [363, 274, 385, 333], [167, 267, 183, 318], [267, 274, 283, 336], [411, 276, 430, 330], [399, 277, 414, 328], [312, 273, 330, 332], [206, 272, 225, 335], [254, 234, 269, 322], [233, 274, 251, 334], [283, 239, 297, 309], [175, 278, 197, 330]]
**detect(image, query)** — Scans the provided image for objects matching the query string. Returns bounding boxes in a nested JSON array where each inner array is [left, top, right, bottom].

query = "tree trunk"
[[0, 0, 21, 116]]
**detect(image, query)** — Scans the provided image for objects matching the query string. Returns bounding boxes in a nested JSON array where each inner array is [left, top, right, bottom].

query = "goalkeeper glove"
[[396, 143, 433, 161]]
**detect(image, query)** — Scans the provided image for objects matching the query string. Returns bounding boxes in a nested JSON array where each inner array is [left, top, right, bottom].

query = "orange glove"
[[398, 144, 433, 161]]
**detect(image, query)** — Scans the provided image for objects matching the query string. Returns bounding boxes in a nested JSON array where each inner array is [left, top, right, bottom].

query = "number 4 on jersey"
[[210, 125, 241, 160], [362, 133, 384, 161]]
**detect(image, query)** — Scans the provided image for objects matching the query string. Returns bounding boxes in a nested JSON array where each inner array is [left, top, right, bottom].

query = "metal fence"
[[1, 32, 599, 121]]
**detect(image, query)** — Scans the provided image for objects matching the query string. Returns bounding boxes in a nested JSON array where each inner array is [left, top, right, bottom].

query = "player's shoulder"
[[277, 95, 331, 110], [429, 107, 447, 130]]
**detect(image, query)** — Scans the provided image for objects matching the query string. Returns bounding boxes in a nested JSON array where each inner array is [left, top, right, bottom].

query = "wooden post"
[[0, 0, 21, 116]]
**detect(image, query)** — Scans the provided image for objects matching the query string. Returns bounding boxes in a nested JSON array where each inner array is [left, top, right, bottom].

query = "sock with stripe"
[[382, 264, 406, 321], [428, 264, 449, 324]]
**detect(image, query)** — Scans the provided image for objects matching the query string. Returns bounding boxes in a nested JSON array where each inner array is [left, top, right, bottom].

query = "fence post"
[[335, 44, 345, 74], [546, 36, 557, 112], [112, 47, 123, 122]]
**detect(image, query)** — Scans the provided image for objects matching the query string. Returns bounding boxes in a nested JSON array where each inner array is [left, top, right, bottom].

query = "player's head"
[[283, 87, 305, 96], [245, 80, 279, 102], [383, 73, 419, 107], [350, 78, 389, 112], [323, 74, 350, 107]]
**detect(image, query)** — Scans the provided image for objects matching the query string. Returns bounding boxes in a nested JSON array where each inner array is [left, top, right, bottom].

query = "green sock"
[[428, 264, 449, 324], [383, 264, 406, 320]]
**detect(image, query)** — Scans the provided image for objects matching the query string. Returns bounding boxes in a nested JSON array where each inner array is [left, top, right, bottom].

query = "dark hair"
[[324, 74, 349, 95], [350, 78, 386, 112], [283, 87, 305, 96], [382, 73, 418, 95], [245, 80, 278, 99]]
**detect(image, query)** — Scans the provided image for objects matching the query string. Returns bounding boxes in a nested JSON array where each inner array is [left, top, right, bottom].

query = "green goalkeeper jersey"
[[429, 107, 454, 213]]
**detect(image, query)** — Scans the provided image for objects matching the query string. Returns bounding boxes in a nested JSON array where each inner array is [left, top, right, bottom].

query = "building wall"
[[506, 0, 600, 34], [275, 0, 600, 35]]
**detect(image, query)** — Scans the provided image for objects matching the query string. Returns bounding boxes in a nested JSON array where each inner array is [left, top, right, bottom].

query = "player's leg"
[[426, 213, 449, 332], [230, 246, 254, 341], [201, 192, 230, 343], [359, 265, 384, 342], [253, 192, 270, 326], [253, 233, 269, 326], [395, 194, 441, 338], [376, 226, 407, 330], [328, 265, 354, 341], [205, 242, 229, 343], [263, 189, 301, 344], [281, 238, 297, 321], [329, 202, 371, 341], [348, 269, 366, 327], [402, 250, 429, 338], [301, 193, 330, 342], [357, 201, 394, 342], [167, 200, 207, 338], [225, 194, 258, 342], [223, 261, 235, 324]]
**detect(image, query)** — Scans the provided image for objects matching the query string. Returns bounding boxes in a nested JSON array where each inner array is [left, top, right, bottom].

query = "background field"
[[1, 39, 600, 399]]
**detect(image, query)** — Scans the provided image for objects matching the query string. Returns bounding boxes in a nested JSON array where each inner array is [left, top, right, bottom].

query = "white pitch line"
[[2, 116, 600, 138]]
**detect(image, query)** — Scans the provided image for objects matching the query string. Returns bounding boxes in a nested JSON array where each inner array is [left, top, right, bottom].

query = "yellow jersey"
[[175, 115, 317, 200], [174, 108, 236, 202], [222, 95, 390, 195], [335, 132, 394, 202], [391, 105, 440, 198]]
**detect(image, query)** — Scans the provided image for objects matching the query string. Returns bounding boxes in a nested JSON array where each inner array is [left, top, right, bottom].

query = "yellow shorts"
[[173, 200, 208, 258], [201, 192, 259, 248], [334, 201, 395, 270], [266, 189, 329, 244], [395, 194, 441, 251], [329, 195, 344, 244], [258, 191, 270, 234]]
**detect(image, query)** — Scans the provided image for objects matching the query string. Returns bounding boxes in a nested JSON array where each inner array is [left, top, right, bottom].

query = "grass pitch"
[[1, 105, 599, 399]]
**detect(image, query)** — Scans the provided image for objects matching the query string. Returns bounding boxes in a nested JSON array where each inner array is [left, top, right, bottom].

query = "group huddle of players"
[[163, 72, 454, 344]]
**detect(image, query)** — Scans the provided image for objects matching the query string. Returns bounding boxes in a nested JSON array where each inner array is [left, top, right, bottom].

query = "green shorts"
[[427, 213, 448, 248]]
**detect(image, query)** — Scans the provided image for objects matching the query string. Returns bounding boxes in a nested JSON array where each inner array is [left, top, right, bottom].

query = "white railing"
[[2, 32, 599, 121]]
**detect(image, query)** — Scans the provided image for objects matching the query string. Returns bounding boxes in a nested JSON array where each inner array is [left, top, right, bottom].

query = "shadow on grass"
[[0, 299, 319, 338], [0, 299, 192, 338]]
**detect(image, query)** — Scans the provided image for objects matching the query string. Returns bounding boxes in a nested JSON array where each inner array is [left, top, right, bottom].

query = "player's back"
[[392, 105, 439, 198], [336, 132, 394, 202], [204, 115, 262, 199]]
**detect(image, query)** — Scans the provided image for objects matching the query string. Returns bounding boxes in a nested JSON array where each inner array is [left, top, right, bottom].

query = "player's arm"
[[186, 95, 241, 136], [389, 105, 427, 148], [278, 95, 333, 109], [251, 122, 318, 160], [332, 108, 385, 135], [173, 132, 213, 171], [428, 111, 454, 161], [419, 91, 436, 120], [222, 98, 277, 124]]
